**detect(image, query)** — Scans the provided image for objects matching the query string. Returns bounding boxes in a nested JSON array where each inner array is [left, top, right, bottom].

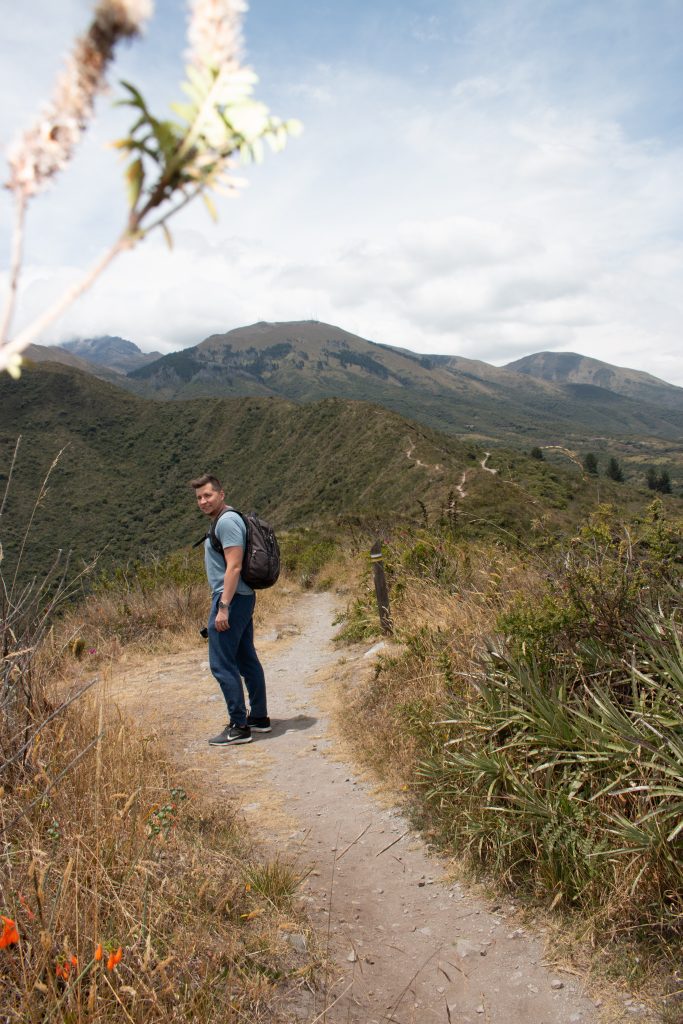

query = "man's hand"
[[216, 608, 230, 632]]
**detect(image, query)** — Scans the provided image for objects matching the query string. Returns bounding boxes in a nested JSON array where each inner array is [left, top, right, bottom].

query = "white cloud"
[[2, 3, 683, 389]]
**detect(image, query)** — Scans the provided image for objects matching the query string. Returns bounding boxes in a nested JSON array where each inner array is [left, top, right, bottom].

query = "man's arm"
[[215, 545, 242, 632]]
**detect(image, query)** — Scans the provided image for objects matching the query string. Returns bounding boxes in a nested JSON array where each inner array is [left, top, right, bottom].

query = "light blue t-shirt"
[[205, 509, 254, 598]]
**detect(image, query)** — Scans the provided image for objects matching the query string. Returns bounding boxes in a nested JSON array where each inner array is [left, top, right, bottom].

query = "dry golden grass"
[[0, 690, 318, 1021], [1, 569, 321, 1022], [42, 574, 297, 676], [339, 543, 541, 786]]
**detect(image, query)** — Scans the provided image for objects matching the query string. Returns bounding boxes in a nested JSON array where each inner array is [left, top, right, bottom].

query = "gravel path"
[[111, 591, 606, 1024]]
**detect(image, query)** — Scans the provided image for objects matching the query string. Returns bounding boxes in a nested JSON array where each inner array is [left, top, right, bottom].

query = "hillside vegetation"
[[2, 348, 681, 1017], [0, 360, 648, 581], [125, 321, 683, 448], [334, 501, 683, 1013]]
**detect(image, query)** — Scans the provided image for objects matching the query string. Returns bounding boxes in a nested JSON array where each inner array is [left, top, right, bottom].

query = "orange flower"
[[55, 955, 78, 980], [0, 916, 19, 949], [94, 943, 103, 961], [18, 893, 36, 921], [107, 946, 123, 971]]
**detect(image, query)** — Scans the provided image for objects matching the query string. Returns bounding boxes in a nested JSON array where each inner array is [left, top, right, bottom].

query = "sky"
[[1, 0, 683, 385]]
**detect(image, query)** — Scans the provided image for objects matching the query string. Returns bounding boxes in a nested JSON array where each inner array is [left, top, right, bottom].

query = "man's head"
[[190, 474, 226, 518]]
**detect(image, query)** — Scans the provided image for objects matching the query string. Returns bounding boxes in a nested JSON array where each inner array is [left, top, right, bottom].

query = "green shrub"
[[334, 595, 381, 643], [279, 529, 337, 589], [498, 502, 682, 682], [95, 550, 205, 593]]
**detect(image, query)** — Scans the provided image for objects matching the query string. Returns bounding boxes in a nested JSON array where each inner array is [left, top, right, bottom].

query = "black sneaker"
[[208, 724, 252, 746], [247, 715, 272, 733]]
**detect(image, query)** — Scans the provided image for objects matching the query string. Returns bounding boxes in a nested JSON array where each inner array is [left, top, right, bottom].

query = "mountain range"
[[41, 321, 681, 450], [3, 318, 681, 578], [60, 335, 163, 373]]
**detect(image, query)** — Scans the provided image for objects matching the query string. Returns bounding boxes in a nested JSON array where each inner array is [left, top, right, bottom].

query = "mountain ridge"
[[505, 350, 682, 411], [59, 335, 163, 373], [124, 320, 682, 442]]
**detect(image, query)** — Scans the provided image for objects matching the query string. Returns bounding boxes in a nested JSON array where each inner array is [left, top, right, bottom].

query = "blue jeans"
[[207, 593, 267, 728]]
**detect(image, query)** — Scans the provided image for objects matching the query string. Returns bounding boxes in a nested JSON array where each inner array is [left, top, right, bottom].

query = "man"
[[191, 474, 270, 745]]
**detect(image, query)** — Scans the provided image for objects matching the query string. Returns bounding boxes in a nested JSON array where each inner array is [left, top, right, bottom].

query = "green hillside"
[[2, 362, 659, 581], [125, 321, 683, 448]]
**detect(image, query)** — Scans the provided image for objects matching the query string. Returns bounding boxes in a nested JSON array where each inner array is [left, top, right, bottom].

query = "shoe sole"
[[249, 725, 272, 733], [208, 735, 253, 746]]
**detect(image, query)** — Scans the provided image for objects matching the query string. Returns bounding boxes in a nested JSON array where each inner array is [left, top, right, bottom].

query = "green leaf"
[[285, 118, 304, 138], [125, 157, 144, 209], [186, 63, 213, 95], [118, 80, 149, 114], [150, 119, 180, 159], [180, 80, 205, 106], [224, 100, 270, 140]]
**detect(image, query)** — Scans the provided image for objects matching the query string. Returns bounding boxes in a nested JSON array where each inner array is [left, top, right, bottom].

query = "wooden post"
[[370, 539, 393, 635]]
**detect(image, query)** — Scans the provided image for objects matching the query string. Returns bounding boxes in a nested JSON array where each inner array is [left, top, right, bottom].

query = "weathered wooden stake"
[[370, 539, 393, 635]]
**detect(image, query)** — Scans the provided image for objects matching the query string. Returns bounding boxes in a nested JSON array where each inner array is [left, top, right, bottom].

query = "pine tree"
[[583, 452, 599, 476], [606, 457, 624, 482], [658, 469, 672, 494], [646, 467, 672, 493]]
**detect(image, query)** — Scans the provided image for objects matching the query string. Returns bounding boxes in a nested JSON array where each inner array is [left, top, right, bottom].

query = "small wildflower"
[[18, 894, 36, 921], [0, 916, 19, 948], [94, 943, 103, 961], [107, 946, 123, 971], [88, 648, 97, 654], [55, 959, 71, 980], [245, 882, 251, 892]]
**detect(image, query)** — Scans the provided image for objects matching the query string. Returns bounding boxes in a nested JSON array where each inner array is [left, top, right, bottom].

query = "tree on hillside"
[[583, 452, 599, 476], [646, 467, 672, 494], [530, 446, 544, 460], [0, 0, 300, 378], [605, 457, 624, 482]]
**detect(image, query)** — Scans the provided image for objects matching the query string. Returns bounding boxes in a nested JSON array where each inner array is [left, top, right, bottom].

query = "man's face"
[[195, 484, 225, 518]]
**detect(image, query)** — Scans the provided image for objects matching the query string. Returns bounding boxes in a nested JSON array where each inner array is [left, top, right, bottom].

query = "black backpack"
[[200, 507, 280, 590]]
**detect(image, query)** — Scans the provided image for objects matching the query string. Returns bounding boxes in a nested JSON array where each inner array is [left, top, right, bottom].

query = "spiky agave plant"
[[420, 605, 682, 937]]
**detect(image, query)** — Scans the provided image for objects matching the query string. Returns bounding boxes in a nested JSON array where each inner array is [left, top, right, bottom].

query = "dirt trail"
[[110, 592, 603, 1024], [480, 452, 498, 474]]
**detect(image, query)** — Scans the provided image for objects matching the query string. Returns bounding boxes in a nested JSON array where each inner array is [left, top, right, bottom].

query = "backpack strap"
[[194, 507, 242, 561]]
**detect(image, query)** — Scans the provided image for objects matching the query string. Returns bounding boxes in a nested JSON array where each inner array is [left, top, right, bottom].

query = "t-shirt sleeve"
[[215, 512, 245, 551]]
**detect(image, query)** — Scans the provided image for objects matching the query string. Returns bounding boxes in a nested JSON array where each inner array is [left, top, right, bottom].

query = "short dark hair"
[[189, 474, 223, 491]]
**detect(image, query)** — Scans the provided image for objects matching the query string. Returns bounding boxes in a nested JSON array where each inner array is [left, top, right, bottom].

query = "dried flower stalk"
[[7, 0, 153, 199], [186, 0, 246, 71]]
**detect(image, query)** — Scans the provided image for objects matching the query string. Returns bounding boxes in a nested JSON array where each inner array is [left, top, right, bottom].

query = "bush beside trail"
[[335, 501, 683, 1010]]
